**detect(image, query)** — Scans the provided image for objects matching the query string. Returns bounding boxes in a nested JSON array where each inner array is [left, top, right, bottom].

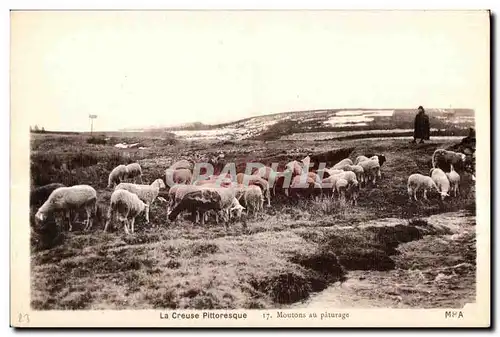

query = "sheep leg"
[[130, 217, 136, 234], [66, 211, 73, 232], [123, 219, 130, 235], [145, 203, 150, 223], [413, 187, 419, 201], [408, 187, 413, 201], [423, 189, 428, 200], [84, 206, 93, 231], [103, 207, 113, 232]]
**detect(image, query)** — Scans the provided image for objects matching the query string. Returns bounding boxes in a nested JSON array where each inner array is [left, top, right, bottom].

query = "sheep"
[[115, 178, 166, 223], [165, 168, 192, 188], [125, 163, 143, 183], [30, 183, 65, 207], [446, 164, 461, 197], [354, 155, 370, 165], [241, 185, 264, 216], [342, 165, 365, 185], [104, 189, 149, 234], [168, 186, 243, 229], [286, 175, 322, 199], [335, 178, 349, 204], [332, 158, 354, 170], [358, 159, 381, 186], [285, 160, 303, 176], [35, 185, 97, 232], [430, 168, 451, 200], [431, 149, 467, 173], [369, 154, 387, 167], [169, 159, 193, 171], [252, 166, 279, 196], [236, 173, 271, 207], [407, 173, 441, 201], [322, 171, 357, 200], [108, 164, 128, 188]]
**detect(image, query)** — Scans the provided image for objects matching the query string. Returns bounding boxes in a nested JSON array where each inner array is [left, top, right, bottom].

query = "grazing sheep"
[[115, 178, 166, 223], [168, 186, 243, 229], [104, 189, 149, 234], [169, 159, 193, 171], [236, 173, 271, 207], [332, 158, 354, 170], [358, 159, 381, 186], [370, 154, 387, 167], [322, 171, 357, 200], [407, 173, 440, 201], [125, 163, 143, 183], [165, 168, 192, 187], [35, 185, 97, 232], [287, 175, 322, 199], [342, 165, 365, 185], [430, 168, 451, 200], [354, 155, 370, 165], [431, 149, 467, 173], [242, 185, 264, 216], [285, 160, 303, 176], [108, 164, 128, 188], [30, 183, 66, 207], [446, 164, 461, 197], [335, 178, 349, 203], [253, 166, 279, 196]]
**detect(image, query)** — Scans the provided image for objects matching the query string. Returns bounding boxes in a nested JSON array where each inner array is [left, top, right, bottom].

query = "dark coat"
[[414, 112, 430, 140]]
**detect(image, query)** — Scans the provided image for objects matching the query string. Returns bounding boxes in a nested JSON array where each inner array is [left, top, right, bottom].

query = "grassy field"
[[29, 133, 476, 310]]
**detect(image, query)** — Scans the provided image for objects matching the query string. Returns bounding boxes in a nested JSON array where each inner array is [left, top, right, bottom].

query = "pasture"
[[29, 133, 476, 310]]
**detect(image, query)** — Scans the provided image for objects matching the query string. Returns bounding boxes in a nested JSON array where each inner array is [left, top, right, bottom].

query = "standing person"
[[411, 106, 430, 144]]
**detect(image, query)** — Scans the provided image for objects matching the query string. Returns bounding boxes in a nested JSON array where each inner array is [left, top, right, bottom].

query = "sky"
[[11, 10, 489, 132]]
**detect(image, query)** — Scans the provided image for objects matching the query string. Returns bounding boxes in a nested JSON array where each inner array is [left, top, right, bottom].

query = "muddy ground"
[[29, 134, 476, 310]]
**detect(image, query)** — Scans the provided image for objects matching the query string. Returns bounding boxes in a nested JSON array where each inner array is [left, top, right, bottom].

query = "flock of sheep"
[[31, 146, 474, 235]]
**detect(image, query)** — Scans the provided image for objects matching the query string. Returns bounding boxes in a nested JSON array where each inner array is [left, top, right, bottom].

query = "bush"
[[86, 136, 107, 145]]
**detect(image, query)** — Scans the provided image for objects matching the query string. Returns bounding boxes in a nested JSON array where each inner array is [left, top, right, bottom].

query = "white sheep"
[[335, 178, 349, 204], [108, 164, 128, 188], [354, 155, 370, 165], [407, 173, 440, 201], [342, 164, 365, 185], [104, 189, 149, 234], [332, 158, 354, 170], [35, 185, 97, 232], [358, 159, 381, 186], [125, 163, 143, 183], [430, 168, 451, 200], [243, 185, 264, 216], [445, 164, 461, 197], [115, 178, 166, 223]]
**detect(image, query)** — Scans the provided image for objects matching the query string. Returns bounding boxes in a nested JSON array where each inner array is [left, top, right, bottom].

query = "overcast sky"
[[11, 10, 489, 132]]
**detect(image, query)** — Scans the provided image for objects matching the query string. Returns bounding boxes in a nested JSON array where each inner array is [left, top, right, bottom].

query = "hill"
[[120, 108, 475, 141]]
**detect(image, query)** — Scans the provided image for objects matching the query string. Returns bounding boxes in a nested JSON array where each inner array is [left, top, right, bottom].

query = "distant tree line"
[[30, 125, 46, 133]]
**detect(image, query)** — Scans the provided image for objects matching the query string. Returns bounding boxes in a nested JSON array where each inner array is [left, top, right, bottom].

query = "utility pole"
[[89, 114, 98, 135]]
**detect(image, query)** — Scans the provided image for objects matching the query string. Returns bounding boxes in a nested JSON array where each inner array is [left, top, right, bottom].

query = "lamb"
[[322, 171, 357, 200], [286, 175, 322, 199], [431, 149, 467, 173], [357, 158, 381, 186], [342, 165, 365, 185], [430, 168, 451, 200], [114, 178, 166, 223], [445, 164, 461, 197], [407, 173, 441, 201], [107, 164, 128, 188], [332, 158, 354, 170], [35, 185, 97, 232], [125, 163, 143, 183], [104, 189, 149, 234], [30, 183, 65, 207]]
